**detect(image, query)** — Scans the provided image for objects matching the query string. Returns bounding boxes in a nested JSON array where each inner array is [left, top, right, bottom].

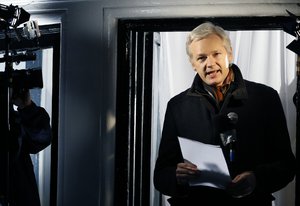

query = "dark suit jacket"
[[154, 64, 296, 206]]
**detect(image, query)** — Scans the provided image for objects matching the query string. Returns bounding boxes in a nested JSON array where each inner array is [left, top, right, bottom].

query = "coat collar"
[[187, 64, 248, 101]]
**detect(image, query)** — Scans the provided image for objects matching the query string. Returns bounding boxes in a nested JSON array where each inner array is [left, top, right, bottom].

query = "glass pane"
[[29, 48, 53, 206]]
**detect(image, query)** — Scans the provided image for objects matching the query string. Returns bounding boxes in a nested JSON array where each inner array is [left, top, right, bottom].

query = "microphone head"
[[227, 112, 238, 124], [213, 112, 239, 133]]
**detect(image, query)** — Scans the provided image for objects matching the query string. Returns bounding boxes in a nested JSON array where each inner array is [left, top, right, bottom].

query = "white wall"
[[2, 0, 299, 205]]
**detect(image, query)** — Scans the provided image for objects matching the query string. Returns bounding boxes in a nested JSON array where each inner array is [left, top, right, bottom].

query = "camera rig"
[[0, 3, 43, 90], [0, 3, 43, 205], [283, 10, 300, 55]]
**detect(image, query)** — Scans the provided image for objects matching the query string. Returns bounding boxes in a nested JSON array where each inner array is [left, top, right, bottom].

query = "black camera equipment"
[[283, 10, 300, 55], [0, 4, 42, 206]]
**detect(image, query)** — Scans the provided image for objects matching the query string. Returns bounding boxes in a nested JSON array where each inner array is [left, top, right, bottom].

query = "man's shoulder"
[[244, 79, 276, 92], [244, 79, 278, 99], [168, 88, 196, 106]]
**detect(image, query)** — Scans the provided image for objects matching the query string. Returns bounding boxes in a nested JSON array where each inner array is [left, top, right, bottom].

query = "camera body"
[[0, 69, 43, 90]]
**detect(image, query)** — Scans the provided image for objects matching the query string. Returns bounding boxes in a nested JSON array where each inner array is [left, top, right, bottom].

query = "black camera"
[[0, 68, 43, 90], [0, 3, 43, 91], [10, 68, 43, 89]]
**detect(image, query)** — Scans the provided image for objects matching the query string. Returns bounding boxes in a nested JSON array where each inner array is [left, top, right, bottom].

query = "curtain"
[[151, 30, 297, 206]]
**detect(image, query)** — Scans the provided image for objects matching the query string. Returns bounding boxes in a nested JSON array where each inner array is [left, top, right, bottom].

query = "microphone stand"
[[0, 24, 15, 206]]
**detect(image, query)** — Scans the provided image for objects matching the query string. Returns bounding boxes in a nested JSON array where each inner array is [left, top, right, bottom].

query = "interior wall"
[[1, 0, 299, 205]]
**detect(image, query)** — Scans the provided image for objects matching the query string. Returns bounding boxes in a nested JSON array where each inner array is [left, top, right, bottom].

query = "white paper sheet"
[[178, 137, 231, 189]]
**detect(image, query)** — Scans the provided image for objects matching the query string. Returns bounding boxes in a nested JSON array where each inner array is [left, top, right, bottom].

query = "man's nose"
[[206, 56, 215, 67]]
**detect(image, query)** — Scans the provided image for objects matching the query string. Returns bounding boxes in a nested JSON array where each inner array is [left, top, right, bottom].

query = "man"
[[1, 88, 52, 206], [153, 22, 296, 206]]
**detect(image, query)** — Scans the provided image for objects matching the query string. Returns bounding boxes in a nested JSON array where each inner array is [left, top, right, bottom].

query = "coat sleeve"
[[254, 88, 296, 193], [153, 101, 188, 197], [18, 101, 52, 154]]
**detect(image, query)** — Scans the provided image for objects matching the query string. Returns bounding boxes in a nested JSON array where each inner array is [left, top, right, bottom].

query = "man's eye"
[[198, 56, 206, 61]]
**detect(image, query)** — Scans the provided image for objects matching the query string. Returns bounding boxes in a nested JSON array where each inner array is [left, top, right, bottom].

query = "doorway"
[[115, 17, 298, 206]]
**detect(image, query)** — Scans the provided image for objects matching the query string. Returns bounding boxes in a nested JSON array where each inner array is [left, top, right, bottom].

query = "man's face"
[[189, 34, 233, 87]]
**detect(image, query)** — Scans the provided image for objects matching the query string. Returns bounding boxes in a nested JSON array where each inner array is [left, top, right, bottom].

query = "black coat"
[[6, 102, 52, 206], [154, 65, 296, 206]]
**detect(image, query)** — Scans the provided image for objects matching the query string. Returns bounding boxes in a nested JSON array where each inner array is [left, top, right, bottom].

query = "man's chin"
[[206, 80, 222, 87]]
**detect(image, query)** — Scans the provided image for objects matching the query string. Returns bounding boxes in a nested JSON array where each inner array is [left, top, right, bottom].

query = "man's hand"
[[176, 159, 201, 185], [226, 171, 256, 198], [11, 88, 32, 109]]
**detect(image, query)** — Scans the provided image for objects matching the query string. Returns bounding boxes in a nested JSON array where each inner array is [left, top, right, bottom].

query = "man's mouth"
[[205, 69, 220, 77]]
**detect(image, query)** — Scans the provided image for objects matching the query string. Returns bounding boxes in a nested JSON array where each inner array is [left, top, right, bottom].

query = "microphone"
[[219, 112, 238, 162]]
